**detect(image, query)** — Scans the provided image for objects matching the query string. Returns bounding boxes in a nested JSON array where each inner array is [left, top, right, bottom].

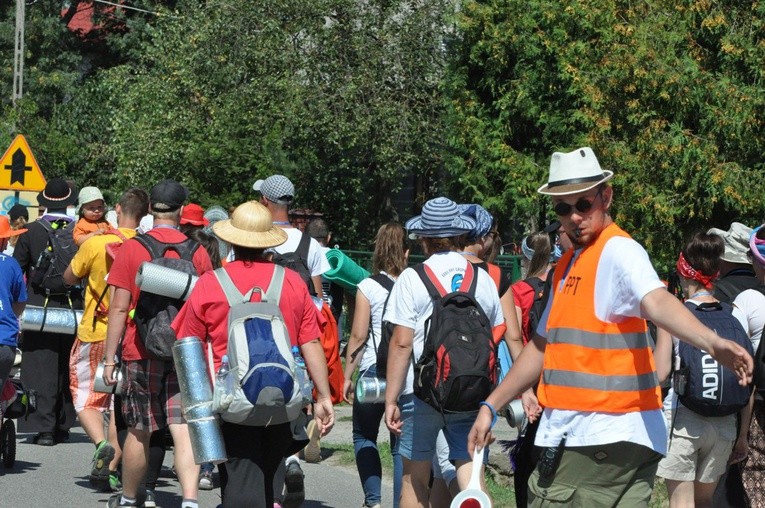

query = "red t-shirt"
[[108, 227, 213, 360], [171, 259, 322, 373], [511, 279, 537, 344]]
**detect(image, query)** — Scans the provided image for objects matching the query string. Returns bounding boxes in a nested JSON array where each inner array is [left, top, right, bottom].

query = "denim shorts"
[[398, 394, 478, 462]]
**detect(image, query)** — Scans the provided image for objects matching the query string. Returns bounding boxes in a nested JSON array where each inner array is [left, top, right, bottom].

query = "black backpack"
[[413, 262, 496, 413], [28, 218, 78, 296], [675, 301, 753, 417], [349, 274, 394, 369], [713, 274, 758, 305], [271, 232, 314, 295], [132, 234, 200, 361]]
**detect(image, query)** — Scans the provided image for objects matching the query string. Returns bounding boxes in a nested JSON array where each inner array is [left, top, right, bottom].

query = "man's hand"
[[467, 404, 495, 456], [521, 389, 542, 424], [710, 338, 753, 386], [384, 403, 402, 435], [313, 396, 335, 437], [342, 379, 354, 404]]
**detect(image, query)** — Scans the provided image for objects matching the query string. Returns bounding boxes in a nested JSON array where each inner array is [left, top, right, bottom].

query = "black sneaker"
[[33, 432, 55, 446], [283, 461, 305, 508], [105, 493, 144, 507], [143, 490, 156, 508]]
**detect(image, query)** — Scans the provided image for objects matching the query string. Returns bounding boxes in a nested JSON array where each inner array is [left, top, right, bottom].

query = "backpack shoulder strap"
[[177, 238, 201, 261], [106, 228, 129, 242], [414, 261, 477, 299], [369, 273, 395, 293], [263, 265, 285, 305], [213, 267, 246, 307], [414, 263, 446, 299], [134, 234, 164, 260], [459, 262, 478, 296], [37, 218, 55, 242], [295, 231, 311, 264]]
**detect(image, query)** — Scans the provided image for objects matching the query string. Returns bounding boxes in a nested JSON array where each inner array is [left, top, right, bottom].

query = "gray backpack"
[[212, 265, 305, 426]]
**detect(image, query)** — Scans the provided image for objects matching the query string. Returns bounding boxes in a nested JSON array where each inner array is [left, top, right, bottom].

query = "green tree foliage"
[[445, 0, 765, 269], [26, 0, 452, 246], [1, 0, 764, 259]]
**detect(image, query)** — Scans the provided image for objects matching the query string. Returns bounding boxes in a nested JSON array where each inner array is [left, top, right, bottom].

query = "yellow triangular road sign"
[[0, 135, 46, 192]]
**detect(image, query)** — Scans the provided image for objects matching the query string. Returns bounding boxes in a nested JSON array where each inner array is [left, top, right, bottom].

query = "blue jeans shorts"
[[398, 394, 478, 462]]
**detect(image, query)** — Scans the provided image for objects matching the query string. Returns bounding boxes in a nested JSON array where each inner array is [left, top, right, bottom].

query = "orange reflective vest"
[[537, 223, 661, 413]]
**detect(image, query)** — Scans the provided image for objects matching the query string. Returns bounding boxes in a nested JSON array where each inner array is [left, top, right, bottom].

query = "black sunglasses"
[[553, 187, 603, 217]]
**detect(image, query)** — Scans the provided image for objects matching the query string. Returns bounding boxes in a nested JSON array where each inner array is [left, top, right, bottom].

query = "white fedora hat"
[[537, 147, 614, 196]]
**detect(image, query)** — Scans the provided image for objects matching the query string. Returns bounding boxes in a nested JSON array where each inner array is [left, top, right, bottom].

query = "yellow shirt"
[[70, 228, 137, 342]]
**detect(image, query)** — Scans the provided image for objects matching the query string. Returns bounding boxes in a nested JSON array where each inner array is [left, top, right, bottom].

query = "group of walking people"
[[0, 143, 763, 508], [341, 145, 761, 508]]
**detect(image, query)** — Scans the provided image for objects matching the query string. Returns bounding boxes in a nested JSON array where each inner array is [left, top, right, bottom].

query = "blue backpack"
[[675, 301, 753, 417], [212, 265, 306, 426]]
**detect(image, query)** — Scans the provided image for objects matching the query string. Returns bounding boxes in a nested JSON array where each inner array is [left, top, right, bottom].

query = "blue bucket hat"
[[405, 197, 476, 238], [458, 204, 493, 242]]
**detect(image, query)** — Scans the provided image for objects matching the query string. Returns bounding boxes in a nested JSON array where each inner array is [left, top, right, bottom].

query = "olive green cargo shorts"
[[528, 441, 662, 507]]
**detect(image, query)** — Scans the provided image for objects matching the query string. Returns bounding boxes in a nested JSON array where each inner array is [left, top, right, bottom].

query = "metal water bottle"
[[292, 346, 313, 404], [355, 376, 387, 404]]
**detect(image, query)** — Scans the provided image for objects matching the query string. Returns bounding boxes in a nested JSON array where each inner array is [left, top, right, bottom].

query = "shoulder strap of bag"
[[134, 234, 164, 260], [263, 265, 285, 305], [214, 264, 285, 308], [415, 261, 477, 300], [295, 231, 311, 264]]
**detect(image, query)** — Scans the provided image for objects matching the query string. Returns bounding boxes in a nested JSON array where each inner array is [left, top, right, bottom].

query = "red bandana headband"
[[675, 252, 718, 289]]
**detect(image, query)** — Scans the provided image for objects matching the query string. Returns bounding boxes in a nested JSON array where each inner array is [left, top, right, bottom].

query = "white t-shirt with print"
[[270, 227, 330, 277], [356, 273, 395, 372], [384, 251, 504, 397], [535, 235, 668, 455]]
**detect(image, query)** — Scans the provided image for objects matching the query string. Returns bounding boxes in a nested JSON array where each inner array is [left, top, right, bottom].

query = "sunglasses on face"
[[553, 188, 603, 217]]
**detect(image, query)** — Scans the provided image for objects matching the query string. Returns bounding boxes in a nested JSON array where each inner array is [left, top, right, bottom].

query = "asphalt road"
[[0, 404, 514, 507], [0, 405, 389, 508]]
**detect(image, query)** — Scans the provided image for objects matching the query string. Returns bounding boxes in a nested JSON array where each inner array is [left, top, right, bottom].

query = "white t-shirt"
[[356, 273, 395, 372], [270, 228, 330, 277], [535, 235, 668, 455], [384, 251, 504, 396], [732, 288, 765, 352]]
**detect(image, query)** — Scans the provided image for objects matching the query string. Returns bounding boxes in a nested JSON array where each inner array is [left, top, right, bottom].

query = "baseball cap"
[[253, 175, 295, 205], [150, 179, 188, 212]]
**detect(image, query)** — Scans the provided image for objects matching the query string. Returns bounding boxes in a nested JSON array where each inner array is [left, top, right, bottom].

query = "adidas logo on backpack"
[[213, 265, 305, 426], [413, 262, 497, 413], [675, 301, 753, 417]]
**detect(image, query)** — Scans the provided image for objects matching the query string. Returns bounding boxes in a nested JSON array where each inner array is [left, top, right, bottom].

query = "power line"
[[93, 0, 175, 17]]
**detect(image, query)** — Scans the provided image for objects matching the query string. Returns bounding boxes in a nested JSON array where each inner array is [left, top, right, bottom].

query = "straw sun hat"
[[212, 201, 287, 249]]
